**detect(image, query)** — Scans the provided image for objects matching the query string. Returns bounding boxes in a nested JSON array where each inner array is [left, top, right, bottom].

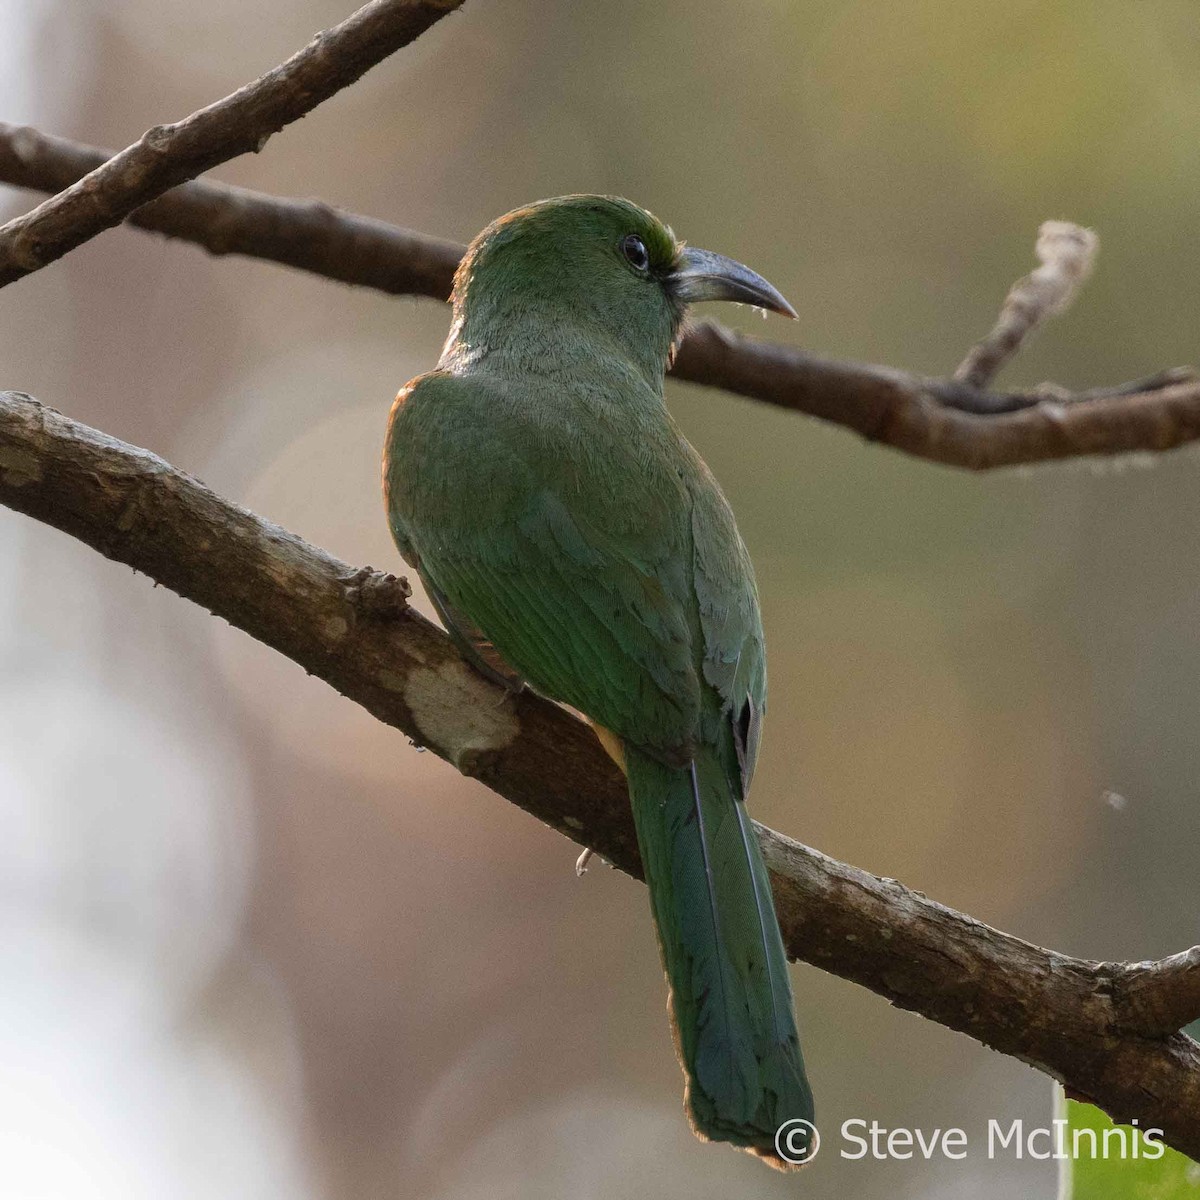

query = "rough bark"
[[1, 388, 1196, 1157]]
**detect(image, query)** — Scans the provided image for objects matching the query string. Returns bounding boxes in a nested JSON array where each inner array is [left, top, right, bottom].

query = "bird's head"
[[445, 195, 794, 383]]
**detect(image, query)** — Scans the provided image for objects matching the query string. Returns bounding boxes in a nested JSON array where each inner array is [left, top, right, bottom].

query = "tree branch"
[[1, 387, 1198, 1155], [0, 124, 464, 299], [0, 0, 463, 287], [670, 321, 1200, 469], [954, 220, 1098, 389], [4, 125, 1198, 471], [1114, 947, 1200, 1039]]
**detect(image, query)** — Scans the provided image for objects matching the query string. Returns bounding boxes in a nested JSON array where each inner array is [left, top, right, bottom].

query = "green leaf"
[[1058, 1088, 1200, 1200]]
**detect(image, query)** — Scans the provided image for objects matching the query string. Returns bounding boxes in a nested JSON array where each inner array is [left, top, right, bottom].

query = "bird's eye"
[[620, 234, 650, 273]]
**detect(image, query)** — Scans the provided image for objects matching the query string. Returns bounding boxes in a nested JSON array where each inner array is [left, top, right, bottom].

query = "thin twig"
[[2, 122, 1194, 472], [955, 221, 1098, 388], [0, 123, 462, 300], [0, 0, 463, 287], [0, 387, 1197, 1156], [670, 321, 1200, 469]]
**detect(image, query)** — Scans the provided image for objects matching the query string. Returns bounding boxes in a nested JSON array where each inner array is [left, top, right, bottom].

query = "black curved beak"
[[667, 246, 797, 319]]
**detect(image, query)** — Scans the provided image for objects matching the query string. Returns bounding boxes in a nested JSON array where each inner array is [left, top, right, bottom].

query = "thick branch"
[[1, 388, 1197, 1155], [3, 123, 1197, 471], [0, 0, 462, 287]]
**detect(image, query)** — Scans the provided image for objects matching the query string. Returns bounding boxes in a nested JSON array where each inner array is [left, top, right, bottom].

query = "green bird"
[[384, 195, 814, 1168]]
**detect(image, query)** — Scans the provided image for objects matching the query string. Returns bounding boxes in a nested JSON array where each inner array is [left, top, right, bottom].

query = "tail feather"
[[682, 758, 758, 1124], [731, 795, 791, 1049], [625, 740, 814, 1169]]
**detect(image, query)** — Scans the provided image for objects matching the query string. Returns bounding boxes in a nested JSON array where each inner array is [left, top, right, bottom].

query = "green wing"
[[688, 453, 767, 788], [385, 369, 742, 761]]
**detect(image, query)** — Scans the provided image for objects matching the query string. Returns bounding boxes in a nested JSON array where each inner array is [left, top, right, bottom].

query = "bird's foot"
[[574, 847, 613, 876], [346, 566, 412, 618]]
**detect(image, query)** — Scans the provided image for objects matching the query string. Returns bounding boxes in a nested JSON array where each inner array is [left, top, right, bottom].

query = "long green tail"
[[625, 740, 814, 1169]]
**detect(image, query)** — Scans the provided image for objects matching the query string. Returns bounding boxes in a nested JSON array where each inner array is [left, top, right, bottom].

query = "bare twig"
[[0, 387, 1198, 1155], [0, 123, 463, 300], [2, 122, 1194, 472], [955, 221, 1098, 388], [0, 0, 463, 287], [671, 322, 1200, 468]]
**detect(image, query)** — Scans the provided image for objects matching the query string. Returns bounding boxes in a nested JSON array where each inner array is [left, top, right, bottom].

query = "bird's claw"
[[347, 566, 412, 618]]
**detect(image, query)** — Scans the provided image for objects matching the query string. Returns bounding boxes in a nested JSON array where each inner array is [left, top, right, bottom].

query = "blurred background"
[[2, 1, 1199, 1196]]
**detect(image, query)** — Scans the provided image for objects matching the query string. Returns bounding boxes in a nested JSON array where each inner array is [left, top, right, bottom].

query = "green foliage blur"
[[1061, 1096, 1200, 1199]]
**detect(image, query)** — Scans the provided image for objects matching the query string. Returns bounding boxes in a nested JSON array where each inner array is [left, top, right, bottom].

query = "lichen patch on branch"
[[404, 659, 521, 770]]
